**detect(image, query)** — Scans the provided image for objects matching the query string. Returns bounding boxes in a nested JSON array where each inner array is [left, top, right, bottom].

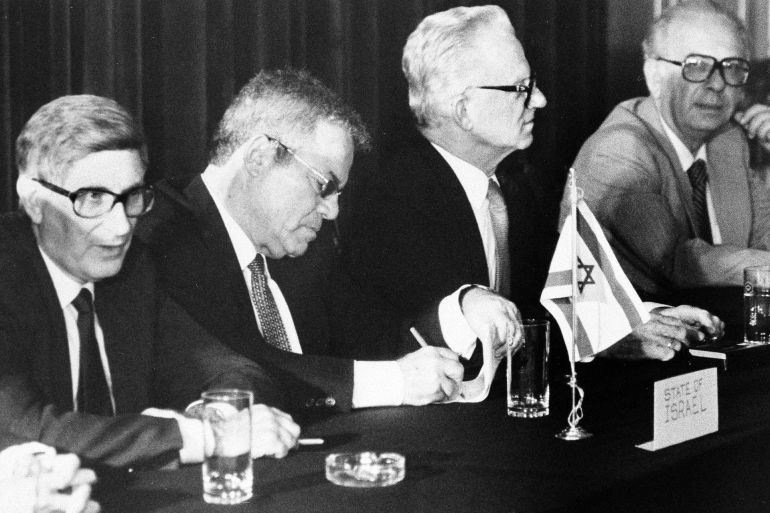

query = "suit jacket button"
[[324, 397, 336, 407], [305, 399, 315, 408]]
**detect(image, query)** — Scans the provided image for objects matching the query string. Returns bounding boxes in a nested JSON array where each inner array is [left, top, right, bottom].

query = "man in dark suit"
[[0, 95, 299, 469], [345, 5, 724, 362], [137, 69, 474, 411]]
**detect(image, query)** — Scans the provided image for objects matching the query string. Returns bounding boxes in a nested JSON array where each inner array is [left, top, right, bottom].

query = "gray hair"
[[402, 5, 515, 128], [210, 68, 371, 165], [15, 95, 147, 181], [642, 0, 749, 59]]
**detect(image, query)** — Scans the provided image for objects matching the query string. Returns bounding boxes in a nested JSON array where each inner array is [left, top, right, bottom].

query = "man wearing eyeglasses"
[[344, 4, 724, 363], [571, 0, 770, 310], [136, 69, 468, 413], [0, 95, 300, 468]]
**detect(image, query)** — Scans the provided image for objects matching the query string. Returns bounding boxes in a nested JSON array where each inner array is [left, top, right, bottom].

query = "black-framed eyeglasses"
[[33, 178, 154, 219], [655, 54, 750, 86], [263, 134, 341, 199], [473, 74, 537, 108]]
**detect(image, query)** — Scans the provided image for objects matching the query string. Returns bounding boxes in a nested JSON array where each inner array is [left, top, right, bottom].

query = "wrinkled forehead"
[[658, 13, 747, 60]]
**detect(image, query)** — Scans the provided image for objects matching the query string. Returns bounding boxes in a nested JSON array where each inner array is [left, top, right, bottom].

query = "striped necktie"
[[686, 159, 712, 244], [248, 255, 292, 351]]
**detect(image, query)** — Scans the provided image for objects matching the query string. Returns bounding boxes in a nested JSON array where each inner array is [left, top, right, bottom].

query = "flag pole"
[[556, 168, 592, 441]]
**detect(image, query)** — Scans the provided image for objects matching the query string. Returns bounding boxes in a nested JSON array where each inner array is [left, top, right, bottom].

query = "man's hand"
[[655, 305, 725, 344], [460, 286, 523, 358], [735, 105, 770, 152], [250, 405, 300, 459], [397, 346, 464, 405], [0, 445, 100, 513], [598, 314, 689, 361]]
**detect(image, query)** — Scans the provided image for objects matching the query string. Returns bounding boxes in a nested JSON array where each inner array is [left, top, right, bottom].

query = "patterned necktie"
[[72, 289, 113, 416], [248, 255, 292, 351], [487, 178, 511, 298], [686, 159, 713, 244]]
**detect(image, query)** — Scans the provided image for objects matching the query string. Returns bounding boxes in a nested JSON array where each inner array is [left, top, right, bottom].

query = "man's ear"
[[451, 94, 473, 131], [643, 59, 662, 99], [16, 176, 43, 223], [242, 135, 277, 176]]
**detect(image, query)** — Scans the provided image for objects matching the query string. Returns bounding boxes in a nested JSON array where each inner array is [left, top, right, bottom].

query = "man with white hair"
[[346, 4, 723, 361], [572, 0, 770, 303]]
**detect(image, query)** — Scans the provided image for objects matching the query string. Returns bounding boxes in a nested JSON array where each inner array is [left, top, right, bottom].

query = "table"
[[95, 355, 770, 512]]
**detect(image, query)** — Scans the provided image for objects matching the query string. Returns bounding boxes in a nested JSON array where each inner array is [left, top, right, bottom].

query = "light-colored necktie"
[[686, 159, 712, 244], [248, 255, 292, 351], [487, 178, 511, 297]]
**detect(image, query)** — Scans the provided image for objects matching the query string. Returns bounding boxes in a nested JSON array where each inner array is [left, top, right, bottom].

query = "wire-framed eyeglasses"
[[264, 134, 341, 199], [33, 178, 154, 218], [655, 54, 750, 86], [471, 74, 537, 108]]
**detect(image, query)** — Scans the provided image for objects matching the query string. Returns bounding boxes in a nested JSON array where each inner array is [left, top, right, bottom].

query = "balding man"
[[571, 0, 770, 304]]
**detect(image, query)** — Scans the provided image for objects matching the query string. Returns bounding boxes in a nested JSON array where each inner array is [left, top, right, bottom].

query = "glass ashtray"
[[325, 452, 405, 488]]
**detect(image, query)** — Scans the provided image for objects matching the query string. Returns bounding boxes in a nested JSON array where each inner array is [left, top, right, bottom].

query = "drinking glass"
[[201, 389, 253, 504], [507, 319, 550, 418], [744, 266, 770, 344]]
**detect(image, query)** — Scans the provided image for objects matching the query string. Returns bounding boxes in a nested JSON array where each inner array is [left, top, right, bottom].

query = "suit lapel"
[[634, 98, 702, 236], [419, 139, 490, 285], [183, 177, 264, 348], [707, 128, 751, 246], [11, 216, 74, 410]]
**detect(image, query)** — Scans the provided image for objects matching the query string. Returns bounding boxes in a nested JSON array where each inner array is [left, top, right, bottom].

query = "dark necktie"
[[487, 179, 511, 298], [72, 289, 113, 416], [686, 159, 713, 244], [248, 255, 292, 351]]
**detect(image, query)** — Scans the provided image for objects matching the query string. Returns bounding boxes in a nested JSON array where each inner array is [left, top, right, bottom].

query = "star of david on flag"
[[540, 197, 650, 362]]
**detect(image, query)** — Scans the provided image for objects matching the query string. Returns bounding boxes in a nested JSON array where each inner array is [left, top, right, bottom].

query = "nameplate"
[[637, 368, 718, 451]]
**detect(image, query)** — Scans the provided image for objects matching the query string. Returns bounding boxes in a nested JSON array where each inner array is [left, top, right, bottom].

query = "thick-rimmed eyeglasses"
[[33, 178, 154, 219], [472, 74, 537, 108], [264, 134, 341, 199], [655, 54, 750, 86]]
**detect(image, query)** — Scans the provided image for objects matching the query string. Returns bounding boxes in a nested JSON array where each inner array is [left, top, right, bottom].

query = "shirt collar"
[[38, 247, 95, 309], [431, 142, 494, 210], [658, 114, 708, 171], [201, 166, 259, 272]]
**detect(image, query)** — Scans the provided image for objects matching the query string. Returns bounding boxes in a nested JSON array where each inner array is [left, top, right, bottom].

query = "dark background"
[[1, 0, 659, 214]]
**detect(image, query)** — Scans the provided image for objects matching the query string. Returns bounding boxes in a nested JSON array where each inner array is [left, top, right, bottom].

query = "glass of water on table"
[[201, 389, 253, 504], [744, 266, 770, 344]]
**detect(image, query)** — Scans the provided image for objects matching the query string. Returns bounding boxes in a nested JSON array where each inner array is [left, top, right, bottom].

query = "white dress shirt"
[[201, 167, 404, 407], [659, 117, 723, 244], [38, 248, 115, 413]]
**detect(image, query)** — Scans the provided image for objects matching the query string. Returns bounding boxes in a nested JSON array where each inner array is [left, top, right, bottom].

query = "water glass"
[[744, 266, 770, 344], [201, 389, 253, 504], [507, 319, 550, 418]]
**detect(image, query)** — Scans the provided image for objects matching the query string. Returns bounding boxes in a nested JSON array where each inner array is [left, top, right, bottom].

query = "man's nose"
[[102, 202, 133, 237], [317, 194, 340, 220]]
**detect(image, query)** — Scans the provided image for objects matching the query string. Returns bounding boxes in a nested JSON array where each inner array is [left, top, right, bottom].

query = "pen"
[[410, 327, 428, 347], [298, 438, 325, 446]]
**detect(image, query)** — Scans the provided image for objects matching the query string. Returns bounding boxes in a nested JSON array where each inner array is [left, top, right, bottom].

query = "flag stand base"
[[555, 425, 593, 441]]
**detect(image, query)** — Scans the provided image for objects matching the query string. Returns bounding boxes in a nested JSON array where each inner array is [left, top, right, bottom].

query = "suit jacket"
[[136, 176, 427, 413], [571, 96, 770, 298], [344, 132, 559, 351], [0, 212, 284, 468]]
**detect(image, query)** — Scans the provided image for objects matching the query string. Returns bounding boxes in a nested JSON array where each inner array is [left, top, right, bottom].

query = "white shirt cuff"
[[643, 301, 670, 312], [352, 360, 404, 408], [142, 408, 203, 464], [439, 285, 478, 359]]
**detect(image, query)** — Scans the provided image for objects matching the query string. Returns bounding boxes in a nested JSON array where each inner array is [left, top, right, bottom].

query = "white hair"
[[402, 5, 515, 128]]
